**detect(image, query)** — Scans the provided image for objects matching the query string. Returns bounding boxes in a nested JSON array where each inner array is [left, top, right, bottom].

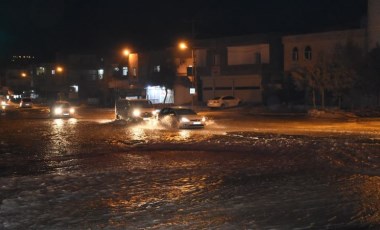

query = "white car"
[[115, 99, 157, 122], [157, 107, 206, 129], [50, 101, 75, 118], [207, 96, 241, 109]]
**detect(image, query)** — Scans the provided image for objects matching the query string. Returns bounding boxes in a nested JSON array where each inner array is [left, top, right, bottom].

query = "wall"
[[282, 29, 366, 72], [202, 75, 262, 103]]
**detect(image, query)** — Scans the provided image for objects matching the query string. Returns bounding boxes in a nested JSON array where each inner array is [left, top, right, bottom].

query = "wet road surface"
[[1, 107, 380, 229]]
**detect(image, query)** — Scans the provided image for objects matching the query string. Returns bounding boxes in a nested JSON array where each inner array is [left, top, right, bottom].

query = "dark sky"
[[0, 0, 368, 60]]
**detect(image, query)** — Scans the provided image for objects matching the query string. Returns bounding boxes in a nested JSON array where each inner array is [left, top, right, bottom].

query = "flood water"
[[1, 115, 380, 229]]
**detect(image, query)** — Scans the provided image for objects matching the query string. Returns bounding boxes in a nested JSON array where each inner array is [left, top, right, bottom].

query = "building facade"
[[283, 29, 367, 73], [195, 34, 283, 105]]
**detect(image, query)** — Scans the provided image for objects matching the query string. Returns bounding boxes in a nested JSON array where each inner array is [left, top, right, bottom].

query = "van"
[[115, 99, 156, 121]]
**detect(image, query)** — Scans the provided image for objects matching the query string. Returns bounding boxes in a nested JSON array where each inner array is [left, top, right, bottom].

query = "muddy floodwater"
[[1, 112, 380, 229]]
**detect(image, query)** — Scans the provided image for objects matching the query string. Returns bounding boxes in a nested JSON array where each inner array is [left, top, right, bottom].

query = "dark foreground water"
[[1, 118, 380, 229]]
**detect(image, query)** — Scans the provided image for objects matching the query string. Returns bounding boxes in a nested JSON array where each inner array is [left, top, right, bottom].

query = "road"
[[1, 105, 380, 229]]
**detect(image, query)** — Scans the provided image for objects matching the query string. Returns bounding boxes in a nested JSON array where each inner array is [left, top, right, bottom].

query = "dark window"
[[255, 52, 261, 64], [213, 54, 220, 66], [292, 47, 299, 61], [304, 46, 312, 60], [235, 86, 261, 90]]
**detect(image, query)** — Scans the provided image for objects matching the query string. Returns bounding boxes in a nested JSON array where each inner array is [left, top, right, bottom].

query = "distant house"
[[195, 34, 284, 105]]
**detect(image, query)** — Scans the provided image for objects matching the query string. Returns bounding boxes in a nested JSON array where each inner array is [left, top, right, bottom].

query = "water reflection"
[[354, 175, 380, 225], [44, 118, 79, 174]]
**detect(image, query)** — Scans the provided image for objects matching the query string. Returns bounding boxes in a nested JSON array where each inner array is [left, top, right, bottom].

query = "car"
[[1, 97, 9, 109], [115, 99, 157, 122], [50, 101, 75, 118], [157, 107, 206, 129], [207, 95, 241, 109], [19, 98, 33, 108]]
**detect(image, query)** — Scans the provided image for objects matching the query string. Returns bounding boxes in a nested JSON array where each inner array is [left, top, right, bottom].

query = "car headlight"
[[1, 101, 6, 106], [69, 108, 75, 114], [202, 117, 206, 122], [54, 107, 63, 115], [132, 109, 141, 117], [181, 117, 190, 123]]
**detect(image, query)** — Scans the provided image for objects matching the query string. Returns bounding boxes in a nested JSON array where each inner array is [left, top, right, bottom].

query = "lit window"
[[154, 65, 160, 72], [98, 69, 104, 79], [304, 46, 312, 60], [36, 67, 45, 76], [133, 67, 137, 77], [122, 67, 128, 76], [292, 47, 299, 61], [52, 70, 56, 75]]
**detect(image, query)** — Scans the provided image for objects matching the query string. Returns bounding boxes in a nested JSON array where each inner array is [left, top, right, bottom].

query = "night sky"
[[0, 0, 368, 60]]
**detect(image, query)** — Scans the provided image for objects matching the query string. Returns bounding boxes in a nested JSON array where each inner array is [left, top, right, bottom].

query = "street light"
[[122, 49, 130, 57], [56, 66, 64, 73], [179, 41, 197, 107]]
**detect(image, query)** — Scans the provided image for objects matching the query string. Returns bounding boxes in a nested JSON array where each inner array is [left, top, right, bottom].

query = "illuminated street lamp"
[[179, 41, 197, 107], [123, 49, 130, 57], [178, 42, 188, 50], [21, 72, 27, 77], [56, 66, 64, 73]]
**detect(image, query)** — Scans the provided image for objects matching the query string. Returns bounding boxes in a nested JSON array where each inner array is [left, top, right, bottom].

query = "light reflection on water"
[[95, 170, 380, 228], [354, 175, 380, 225], [44, 118, 79, 174], [127, 123, 201, 142]]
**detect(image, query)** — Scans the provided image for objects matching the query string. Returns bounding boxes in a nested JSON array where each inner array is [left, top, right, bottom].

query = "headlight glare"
[[132, 109, 141, 117], [54, 107, 62, 115], [181, 117, 190, 123]]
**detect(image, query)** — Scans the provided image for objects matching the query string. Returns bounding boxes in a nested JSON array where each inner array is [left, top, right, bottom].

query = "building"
[[281, 0, 380, 108], [195, 34, 284, 105]]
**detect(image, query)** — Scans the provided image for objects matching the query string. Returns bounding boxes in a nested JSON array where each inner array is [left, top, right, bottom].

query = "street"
[[1, 105, 380, 229]]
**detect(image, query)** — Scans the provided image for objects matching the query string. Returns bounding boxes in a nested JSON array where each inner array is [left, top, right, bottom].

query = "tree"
[[358, 46, 380, 106], [291, 42, 363, 109], [329, 42, 363, 108], [290, 66, 317, 108], [290, 55, 331, 109], [146, 57, 177, 104]]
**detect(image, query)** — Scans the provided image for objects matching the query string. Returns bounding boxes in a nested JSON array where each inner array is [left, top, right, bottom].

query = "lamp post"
[[179, 41, 197, 108], [55, 66, 65, 100]]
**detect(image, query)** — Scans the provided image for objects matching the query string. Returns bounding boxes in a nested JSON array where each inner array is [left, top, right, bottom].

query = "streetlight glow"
[[179, 42, 188, 50], [56, 66, 63, 73], [123, 49, 130, 57], [21, 72, 27, 77]]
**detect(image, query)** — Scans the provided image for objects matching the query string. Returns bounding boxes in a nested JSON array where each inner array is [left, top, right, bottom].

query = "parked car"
[[157, 107, 206, 129], [207, 95, 241, 109], [50, 101, 75, 118], [115, 99, 157, 122], [19, 98, 33, 108]]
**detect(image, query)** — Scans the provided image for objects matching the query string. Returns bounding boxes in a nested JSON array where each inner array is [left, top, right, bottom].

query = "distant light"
[[56, 66, 63, 73], [179, 42, 188, 50], [21, 72, 27, 77], [123, 49, 130, 56], [71, 85, 79, 93]]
